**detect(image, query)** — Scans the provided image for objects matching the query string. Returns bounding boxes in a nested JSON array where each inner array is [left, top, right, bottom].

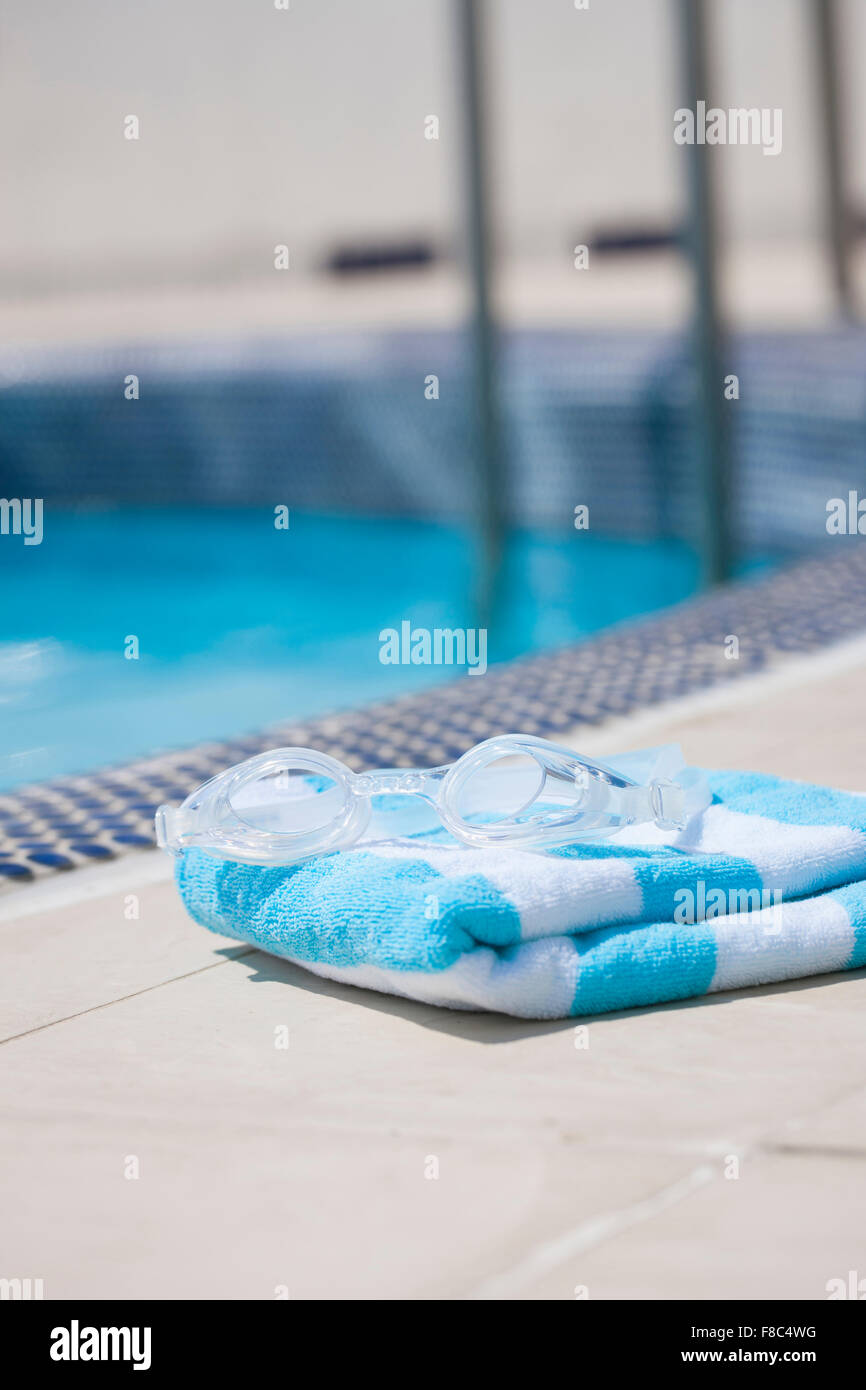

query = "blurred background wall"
[[2, 0, 864, 315]]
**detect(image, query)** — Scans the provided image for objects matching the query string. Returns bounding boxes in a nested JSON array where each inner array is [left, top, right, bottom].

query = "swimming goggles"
[[155, 735, 711, 866]]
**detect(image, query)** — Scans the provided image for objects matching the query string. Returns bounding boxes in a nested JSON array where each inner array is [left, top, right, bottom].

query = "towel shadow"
[[214, 946, 866, 1044]]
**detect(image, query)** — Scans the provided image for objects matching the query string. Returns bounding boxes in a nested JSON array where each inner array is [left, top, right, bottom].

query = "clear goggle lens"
[[230, 768, 346, 834], [450, 748, 597, 832], [453, 753, 543, 825]]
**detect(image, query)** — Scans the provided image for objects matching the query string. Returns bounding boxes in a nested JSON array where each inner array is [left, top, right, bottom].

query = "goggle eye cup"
[[194, 747, 370, 864], [441, 736, 633, 846]]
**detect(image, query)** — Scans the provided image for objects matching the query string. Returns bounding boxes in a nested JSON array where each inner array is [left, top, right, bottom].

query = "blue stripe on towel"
[[553, 841, 763, 926], [570, 917, 717, 1016], [177, 847, 521, 972], [712, 771, 866, 835], [634, 850, 763, 924], [832, 880, 866, 969]]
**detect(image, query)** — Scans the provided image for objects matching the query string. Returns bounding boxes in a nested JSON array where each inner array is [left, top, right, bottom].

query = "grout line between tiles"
[[0, 948, 256, 1048]]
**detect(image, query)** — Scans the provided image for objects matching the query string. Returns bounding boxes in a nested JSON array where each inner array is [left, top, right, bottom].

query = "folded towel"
[[175, 767, 866, 1019]]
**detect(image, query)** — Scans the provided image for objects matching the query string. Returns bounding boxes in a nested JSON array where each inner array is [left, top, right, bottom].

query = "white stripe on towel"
[[298, 934, 581, 1018], [364, 840, 642, 938], [709, 893, 854, 993]]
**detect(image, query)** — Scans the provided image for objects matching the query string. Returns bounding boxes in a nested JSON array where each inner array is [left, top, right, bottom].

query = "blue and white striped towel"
[[175, 763, 866, 1018]]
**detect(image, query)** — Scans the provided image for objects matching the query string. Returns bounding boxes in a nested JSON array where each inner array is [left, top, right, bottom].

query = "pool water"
[[0, 508, 712, 789]]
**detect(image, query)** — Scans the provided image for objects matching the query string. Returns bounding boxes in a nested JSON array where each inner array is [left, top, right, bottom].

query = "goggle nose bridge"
[[353, 767, 447, 801]]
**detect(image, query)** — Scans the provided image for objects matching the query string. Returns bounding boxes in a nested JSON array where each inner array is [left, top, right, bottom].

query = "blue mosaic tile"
[[0, 862, 33, 879], [26, 852, 74, 869]]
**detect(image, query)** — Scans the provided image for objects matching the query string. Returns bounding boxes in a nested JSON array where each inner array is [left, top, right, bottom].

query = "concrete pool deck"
[[2, 638, 866, 1301]]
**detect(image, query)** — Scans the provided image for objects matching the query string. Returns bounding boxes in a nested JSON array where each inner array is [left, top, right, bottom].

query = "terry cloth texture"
[[175, 771, 866, 1019]]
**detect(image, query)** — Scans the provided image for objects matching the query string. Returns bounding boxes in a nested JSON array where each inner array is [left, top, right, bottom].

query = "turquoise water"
[[0, 509, 706, 789]]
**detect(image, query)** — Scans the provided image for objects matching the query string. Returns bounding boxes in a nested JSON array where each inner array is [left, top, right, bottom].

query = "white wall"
[[0, 0, 858, 297]]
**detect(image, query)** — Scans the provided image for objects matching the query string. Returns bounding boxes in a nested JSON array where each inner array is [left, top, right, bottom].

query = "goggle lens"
[[446, 739, 619, 842], [453, 752, 545, 826], [230, 767, 346, 834]]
